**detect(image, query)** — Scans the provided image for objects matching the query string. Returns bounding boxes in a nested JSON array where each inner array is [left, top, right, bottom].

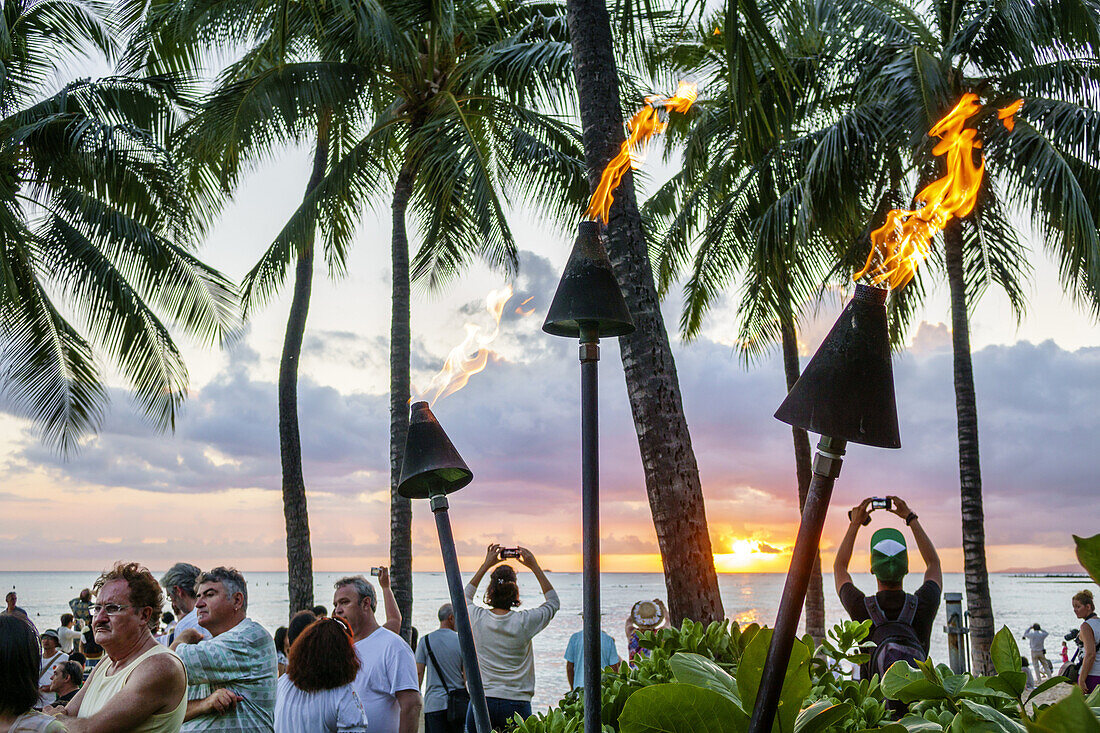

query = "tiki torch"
[[748, 284, 901, 733], [543, 222, 634, 733], [398, 401, 492, 733]]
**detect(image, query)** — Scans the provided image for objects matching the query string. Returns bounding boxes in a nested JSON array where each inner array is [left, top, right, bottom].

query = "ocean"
[[2, 570, 1087, 710]]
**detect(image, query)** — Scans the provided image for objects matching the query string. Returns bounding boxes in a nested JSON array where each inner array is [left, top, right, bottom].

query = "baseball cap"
[[870, 528, 908, 583]]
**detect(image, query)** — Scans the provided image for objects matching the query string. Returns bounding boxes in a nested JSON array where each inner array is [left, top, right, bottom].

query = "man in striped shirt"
[[172, 567, 277, 732]]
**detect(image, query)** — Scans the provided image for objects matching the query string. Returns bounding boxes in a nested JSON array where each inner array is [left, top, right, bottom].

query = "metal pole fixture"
[[749, 284, 901, 733], [579, 324, 601, 733], [544, 222, 634, 733], [431, 492, 492, 732], [748, 436, 846, 732], [399, 401, 491, 733]]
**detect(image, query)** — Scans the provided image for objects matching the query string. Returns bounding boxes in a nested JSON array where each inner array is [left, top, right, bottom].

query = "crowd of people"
[[6, 513, 1092, 732], [0, 546, 662, 733]]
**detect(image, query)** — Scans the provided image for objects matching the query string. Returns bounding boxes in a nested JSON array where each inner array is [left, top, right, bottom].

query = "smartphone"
[[871, 497, 892, 511], [370, 567, 382, 576], [499, 548, 522, 559]]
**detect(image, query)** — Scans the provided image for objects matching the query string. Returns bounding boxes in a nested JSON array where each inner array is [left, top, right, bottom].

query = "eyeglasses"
[[90, 604, 133, 616]]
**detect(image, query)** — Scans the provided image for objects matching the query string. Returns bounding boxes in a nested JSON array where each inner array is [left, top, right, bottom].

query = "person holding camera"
[[464, 544, 559, 732], [833, 496, 942, 687]]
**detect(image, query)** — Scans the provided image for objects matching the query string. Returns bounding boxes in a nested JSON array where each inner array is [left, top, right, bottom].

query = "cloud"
[[1, 288, 1096, 571]]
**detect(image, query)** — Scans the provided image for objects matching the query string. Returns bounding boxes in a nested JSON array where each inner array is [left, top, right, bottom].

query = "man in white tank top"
[[46, 562, 188, 732]]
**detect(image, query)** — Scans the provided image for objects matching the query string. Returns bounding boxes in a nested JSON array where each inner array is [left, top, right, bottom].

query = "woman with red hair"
[[274, 617, 368, 732]]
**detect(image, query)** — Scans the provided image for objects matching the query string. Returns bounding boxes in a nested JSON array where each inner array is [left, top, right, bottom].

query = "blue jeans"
[[465, 697, 532, 732]]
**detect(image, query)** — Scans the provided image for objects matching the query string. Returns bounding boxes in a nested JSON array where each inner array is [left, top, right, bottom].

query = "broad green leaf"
[[1074, 534, 1100, 585], [619, 683, 749, 733], [670, 652, 741, 705], [1025, 687, 1100, 732], [991, 627, 1023, 677], [959, 676, 1016, 701], [794, 701, 853, 733], [955, 699, 1027, 732], [735, 628, 812, 732], [882, 662, 949, 702], [896, 716, 945, 731]]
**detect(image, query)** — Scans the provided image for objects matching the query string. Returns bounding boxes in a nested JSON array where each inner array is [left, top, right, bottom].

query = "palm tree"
[[0, 0, 235, 453], [708, 0, 1100, 670], [563, 0, 796, 624], [128, 0, 587, 626], [643, 7, 843, 639]]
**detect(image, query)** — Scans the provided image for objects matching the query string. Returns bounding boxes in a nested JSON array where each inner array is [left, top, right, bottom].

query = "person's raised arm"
[[377, 566, 402, 634], [466, 544, 502, 601], [834, 498, 871, 594], [519, 548, 554, 594], [889, 496, 941, 588]]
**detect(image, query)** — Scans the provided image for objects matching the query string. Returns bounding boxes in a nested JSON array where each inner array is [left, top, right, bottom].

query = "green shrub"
[[509, 619, 1100, 733]]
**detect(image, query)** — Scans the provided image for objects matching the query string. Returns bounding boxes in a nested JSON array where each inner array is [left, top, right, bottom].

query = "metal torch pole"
[[749, 436, 847, 733], [431, 492, 492, 733], [579, 324, 601, 733]]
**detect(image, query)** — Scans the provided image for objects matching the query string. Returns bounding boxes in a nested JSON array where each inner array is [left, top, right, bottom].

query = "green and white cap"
[[870, 527, 908, 583]]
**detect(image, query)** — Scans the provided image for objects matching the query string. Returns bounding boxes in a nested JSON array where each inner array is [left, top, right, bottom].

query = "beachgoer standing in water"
[[1022, 623, 1052, 680], [1072, 589, 1100, 693]]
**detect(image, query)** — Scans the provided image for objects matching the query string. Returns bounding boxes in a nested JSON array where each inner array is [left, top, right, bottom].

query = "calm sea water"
[[1, 571, 1087, 709]]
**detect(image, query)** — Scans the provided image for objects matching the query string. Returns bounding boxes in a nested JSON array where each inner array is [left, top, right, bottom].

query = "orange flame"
[[585, 81, 699, 225], [854, 94, 1022, 289], [998, 99, 1023, 131], [416, 286, 514, 405]]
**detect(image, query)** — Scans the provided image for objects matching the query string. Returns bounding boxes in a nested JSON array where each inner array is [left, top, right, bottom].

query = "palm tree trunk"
[[564, 0, 723, 625], [280, 113, 331, 615], [389, 153, 418, 643], [780, 317, 823, 641], [944, 220, 995, 674]]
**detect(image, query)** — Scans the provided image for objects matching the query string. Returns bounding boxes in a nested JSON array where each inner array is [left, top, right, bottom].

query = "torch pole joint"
[[429, 493, 449, 512]]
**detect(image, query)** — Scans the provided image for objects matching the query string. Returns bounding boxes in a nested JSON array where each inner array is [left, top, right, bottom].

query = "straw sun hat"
[[631, 600, 665, 629]]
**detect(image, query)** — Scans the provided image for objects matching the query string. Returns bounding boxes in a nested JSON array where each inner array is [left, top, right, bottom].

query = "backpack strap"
[[864, 596, 888, 626], [423, 635, 454, 695], [898, 594, 919, 625]]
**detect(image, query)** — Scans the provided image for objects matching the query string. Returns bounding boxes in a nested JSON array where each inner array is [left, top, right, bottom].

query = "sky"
[[2, 85, 1098, 578]]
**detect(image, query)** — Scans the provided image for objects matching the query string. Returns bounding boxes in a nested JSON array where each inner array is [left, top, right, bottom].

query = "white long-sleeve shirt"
[[464, 583, 559, 701]]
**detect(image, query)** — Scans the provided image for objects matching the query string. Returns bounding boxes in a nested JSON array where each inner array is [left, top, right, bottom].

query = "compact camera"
[[499, 548, 523, 559], [871, 497, 892, 511], [370, 567, 382, 576]]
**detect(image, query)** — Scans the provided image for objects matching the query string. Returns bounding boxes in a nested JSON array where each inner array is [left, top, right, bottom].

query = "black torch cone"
[[397, 401, 490, 733], [774, 283, 900, 449], [749, 284, 901, 733], [543, 222, 634, 733], [543, 221, 634, 337], [398, 401, 473, 498]]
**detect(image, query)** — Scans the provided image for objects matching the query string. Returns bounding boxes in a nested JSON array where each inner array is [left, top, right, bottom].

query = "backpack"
[[865, 594, 927, 678]]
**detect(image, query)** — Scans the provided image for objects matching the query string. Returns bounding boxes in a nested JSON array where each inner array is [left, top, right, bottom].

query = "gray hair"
[[196, 567, 248, 610], [161, 563, 202, 600], [334, 576, 376, 611], [437, 603, 454, 623]]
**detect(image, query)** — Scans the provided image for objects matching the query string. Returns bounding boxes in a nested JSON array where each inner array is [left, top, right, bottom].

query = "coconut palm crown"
[[0, 0, 236, 453]]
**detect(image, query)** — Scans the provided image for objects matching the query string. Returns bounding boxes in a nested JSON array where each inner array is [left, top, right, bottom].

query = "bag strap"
[[899, 594, 919, 625], [864, 596, 888, 626], [423, 635, 455, 695]]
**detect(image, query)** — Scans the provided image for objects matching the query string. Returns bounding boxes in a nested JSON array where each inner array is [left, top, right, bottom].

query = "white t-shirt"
[[169, 607, 212, 644], [351, 628, 419, 733], [1023, 628, 1049, 652], [275, 675, 368, 732], [464, 584, 560, 701], [38, 651, 69, 706], [58, 627, 82, 654]]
